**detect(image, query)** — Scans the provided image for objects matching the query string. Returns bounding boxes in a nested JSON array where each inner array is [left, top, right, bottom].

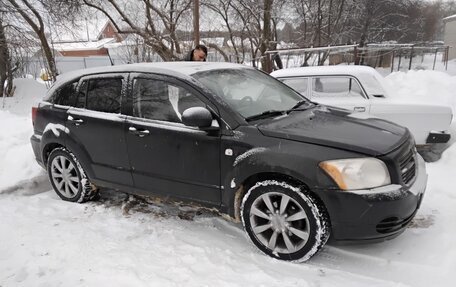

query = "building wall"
[[99, 22, 123, 42], [59, 48, 109, 57], [444, 19, 456, 60]]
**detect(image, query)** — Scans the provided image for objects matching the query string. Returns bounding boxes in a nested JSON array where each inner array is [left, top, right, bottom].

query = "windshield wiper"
[[287, 100, 313, 113], [245, 110, 286, 122]]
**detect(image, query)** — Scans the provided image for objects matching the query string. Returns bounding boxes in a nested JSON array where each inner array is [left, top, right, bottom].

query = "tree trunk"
[[38, 32, 57, 82], [260, 0, 273, 72], [0, 18, 12, 97]]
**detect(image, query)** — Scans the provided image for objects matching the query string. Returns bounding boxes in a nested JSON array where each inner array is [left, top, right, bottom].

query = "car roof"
[[53, 61, 249, 84], [49, 61, 251, 95], [270, 65, 380, 78], [270, 65, 389, 98]]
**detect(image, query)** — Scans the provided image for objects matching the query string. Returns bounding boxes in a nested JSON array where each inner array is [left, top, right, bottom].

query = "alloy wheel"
[[50, 155, 80, 199], [249, 191, 310, 254]]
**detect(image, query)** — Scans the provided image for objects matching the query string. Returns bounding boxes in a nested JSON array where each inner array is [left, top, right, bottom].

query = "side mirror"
[[182, 107, 215, 129]]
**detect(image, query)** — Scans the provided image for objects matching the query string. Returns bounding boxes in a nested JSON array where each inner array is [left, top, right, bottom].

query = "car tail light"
[[32, 106, 37, 126]]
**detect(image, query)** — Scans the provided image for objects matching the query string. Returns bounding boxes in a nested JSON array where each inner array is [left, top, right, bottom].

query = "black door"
[[65, 74, 133, 187], [125, 74, 221, 205]]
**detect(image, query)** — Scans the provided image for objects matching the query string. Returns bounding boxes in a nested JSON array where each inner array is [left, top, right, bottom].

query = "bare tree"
[[289, 0, 350, 65], [3, 0, 58, 81], [81, 0, 192, 61], [226, 0, 284, 70], [202, 0, 245, 63]]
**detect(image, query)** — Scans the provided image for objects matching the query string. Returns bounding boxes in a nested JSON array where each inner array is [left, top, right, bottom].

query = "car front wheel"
[[241, 180, 330, 262], [47, 147, 98, 203]]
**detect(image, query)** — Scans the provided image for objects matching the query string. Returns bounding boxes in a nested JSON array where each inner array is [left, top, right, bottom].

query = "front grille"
[[398, 148, 416, 185], [376, 212, 416, 234]]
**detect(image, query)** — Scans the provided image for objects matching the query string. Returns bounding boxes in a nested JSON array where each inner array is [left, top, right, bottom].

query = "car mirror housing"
[[182, 107, 214, 129]]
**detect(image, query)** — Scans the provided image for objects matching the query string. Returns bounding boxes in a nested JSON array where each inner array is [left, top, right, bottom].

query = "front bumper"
[[320, 154, 427, 243]]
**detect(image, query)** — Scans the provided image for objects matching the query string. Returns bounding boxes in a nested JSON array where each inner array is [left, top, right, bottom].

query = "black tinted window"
[[132, 78, 205, 123], [47, 80, 79, 105], [85, 78, 122, 113], [75, 80, 87, 108]]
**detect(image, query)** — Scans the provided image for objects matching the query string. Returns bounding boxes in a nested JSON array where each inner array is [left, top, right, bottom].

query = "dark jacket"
[[183, 49, 194, 61]]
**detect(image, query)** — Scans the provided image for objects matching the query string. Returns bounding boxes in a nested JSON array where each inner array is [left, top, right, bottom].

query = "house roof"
[[52, 38, 116, 51]]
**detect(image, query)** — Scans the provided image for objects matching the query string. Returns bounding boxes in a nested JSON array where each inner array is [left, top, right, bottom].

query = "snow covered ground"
[[1, 67, 456, 286]]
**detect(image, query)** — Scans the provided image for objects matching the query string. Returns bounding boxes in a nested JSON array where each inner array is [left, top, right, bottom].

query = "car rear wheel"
[[241, 180, 330, 262], [47, 147, 98, 203]]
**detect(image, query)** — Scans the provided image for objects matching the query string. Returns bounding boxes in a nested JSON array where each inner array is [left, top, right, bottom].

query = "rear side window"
[[84, 78, 122, 113], [46, 80, 79, 105]]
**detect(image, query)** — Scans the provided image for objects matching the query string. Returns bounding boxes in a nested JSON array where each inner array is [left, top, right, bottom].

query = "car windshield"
[[193, 68, 307, 119]]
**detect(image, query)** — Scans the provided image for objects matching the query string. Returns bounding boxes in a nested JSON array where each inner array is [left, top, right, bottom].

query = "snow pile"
[[1, 78, 48, 116], [0, 111, 44, 192], [0, 78, 46, 192], [384, 70, 456, 114]]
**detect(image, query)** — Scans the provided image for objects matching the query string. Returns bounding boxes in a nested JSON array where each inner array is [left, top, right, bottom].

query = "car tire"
[[47, 147, 98, 203], [241, 180, 330, 262]]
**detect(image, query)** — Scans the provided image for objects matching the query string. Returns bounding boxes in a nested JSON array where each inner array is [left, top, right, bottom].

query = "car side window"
[[312, 77, 364, 98], [75, 80, 87, 108], [84, 78, 122, 113], [58, 81, 79, 106], [46, 79, 79, 105], [281, 78, 309, 97], [132, 78, 205, 123]]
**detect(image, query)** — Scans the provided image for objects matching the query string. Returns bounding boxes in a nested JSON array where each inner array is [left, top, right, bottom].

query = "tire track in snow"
[[0, 173, 50, 196], [309, 244, 445, 287]]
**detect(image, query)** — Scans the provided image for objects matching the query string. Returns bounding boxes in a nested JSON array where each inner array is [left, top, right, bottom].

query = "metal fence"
[[18, 44, 452, 79], [264, 44, 451, 73]]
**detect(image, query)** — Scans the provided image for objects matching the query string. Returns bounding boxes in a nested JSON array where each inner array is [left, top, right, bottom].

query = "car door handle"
[[128, 126, 150, 137], [67, 115, 84, 125], [353, 107, 366, 112]]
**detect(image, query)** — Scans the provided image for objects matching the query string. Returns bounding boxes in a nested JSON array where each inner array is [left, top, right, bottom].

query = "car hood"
[[257, 106, 410, 156]]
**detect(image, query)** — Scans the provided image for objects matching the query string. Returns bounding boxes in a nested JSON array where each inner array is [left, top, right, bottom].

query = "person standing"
[[184, 44, 208, 61]]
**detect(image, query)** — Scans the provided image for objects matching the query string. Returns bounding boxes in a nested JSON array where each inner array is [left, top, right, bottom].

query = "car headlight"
[[319, 158, 391, 190]]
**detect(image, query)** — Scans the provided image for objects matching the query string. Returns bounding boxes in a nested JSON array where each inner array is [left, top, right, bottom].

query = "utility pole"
[[193, 0, 200, 46]]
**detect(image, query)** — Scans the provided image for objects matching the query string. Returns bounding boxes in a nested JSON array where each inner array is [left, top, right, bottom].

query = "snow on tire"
[[241, 180, 330, 262], [47, 147, 98, 203]]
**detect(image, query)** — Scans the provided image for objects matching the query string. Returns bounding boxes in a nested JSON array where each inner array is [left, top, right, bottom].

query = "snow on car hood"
[[257, 105, 409, 156]]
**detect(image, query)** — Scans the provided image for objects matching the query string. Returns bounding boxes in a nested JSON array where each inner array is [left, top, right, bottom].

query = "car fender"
[[221, 146, 327, 218], [40, 123, 95, 179], [40, 123, 69, 164]]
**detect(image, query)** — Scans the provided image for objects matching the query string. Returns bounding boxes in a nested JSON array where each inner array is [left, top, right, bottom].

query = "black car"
[[31, 62, 427, 262]]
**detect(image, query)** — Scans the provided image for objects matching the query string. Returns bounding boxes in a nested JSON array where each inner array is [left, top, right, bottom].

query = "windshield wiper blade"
[[245, 110, 285, 122], [289, 100, 312, 111], [286, 100, 316, 114]]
